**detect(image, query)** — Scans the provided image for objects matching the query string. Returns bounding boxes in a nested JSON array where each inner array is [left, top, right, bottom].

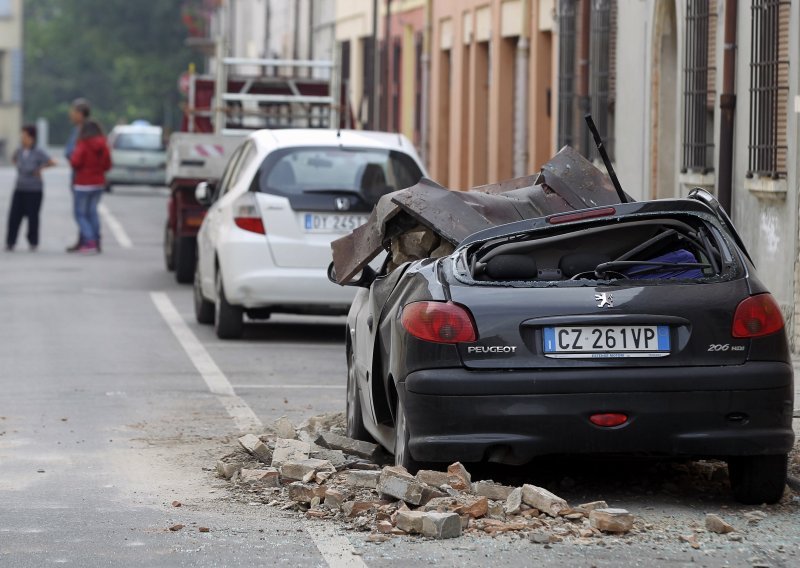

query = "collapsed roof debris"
[[331, 146, 629, 284]]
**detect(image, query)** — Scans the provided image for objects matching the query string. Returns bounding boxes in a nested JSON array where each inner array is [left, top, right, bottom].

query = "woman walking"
[[69, 120, 111, 254], [5, 125, 55, 251]]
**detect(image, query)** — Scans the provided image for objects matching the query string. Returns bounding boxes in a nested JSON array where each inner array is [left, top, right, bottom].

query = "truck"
[[165, 57, 339, 283]]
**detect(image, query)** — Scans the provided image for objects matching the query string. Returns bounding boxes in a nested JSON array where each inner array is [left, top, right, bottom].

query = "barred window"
[[557, 0, 578, 150], [747, 0, 790, 178], [589, 0, 616, 161], [682, 0, 716, 173]]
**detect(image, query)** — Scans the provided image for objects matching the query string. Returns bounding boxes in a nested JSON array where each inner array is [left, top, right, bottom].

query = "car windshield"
[[255, 146, 423, 205], [113, 132, 163, 151]]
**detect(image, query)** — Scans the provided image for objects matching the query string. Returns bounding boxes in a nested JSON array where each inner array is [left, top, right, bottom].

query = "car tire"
[[174, 237, 196, 284], [214, 270, 243, 339], [346, 347, 373, 442], [727, 454, 788, 505], [194, 266, 215, 324], [393, 398, 422, 473], [164, 223, 175, 271]]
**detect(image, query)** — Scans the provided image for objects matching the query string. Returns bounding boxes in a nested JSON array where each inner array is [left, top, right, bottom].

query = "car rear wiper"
[[302, 188, 361, 194], [595, 260, 711, 277]]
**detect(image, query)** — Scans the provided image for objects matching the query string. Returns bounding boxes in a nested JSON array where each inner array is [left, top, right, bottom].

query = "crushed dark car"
[[329, 146, 795, 505]]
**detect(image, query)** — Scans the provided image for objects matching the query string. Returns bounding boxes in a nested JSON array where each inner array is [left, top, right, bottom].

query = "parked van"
[[106, 122, 167, 190]]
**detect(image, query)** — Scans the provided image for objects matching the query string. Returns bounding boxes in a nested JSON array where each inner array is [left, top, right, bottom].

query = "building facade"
[[0, 0, 23, 162], [564, 0, 799, 345]]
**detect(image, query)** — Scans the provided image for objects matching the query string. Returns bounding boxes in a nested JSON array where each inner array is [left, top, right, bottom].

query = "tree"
[[23, 0, 201, 143]]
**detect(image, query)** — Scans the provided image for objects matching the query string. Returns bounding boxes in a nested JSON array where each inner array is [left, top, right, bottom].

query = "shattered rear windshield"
[[456, 212, 741, 287], [254, 146, 423, 205]]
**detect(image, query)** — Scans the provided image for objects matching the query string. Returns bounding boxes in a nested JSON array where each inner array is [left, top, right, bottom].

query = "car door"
[[198, 143, 246, 297]]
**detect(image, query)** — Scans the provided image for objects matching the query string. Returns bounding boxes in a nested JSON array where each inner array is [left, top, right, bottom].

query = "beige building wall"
[[429, 0, 554, 189], [0, 0, 23, 162], [335, 0, 376, 128]]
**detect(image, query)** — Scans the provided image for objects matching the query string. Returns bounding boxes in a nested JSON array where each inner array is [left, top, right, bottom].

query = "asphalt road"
[[0, 165, 798, 567]]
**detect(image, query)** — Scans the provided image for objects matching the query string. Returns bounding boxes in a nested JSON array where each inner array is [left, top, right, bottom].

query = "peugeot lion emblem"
[[595, 293, 613, 308], [335, 197, 351, 211]]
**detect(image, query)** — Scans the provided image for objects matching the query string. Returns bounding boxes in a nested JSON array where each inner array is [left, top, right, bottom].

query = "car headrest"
[[268, 161, 296, 188], [559, 252, 611, 277], [485, 254, 538, 281]]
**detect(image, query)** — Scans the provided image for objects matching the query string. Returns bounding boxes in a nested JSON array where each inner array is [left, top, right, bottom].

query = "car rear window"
[[254, 146, 423, 205], [113, 132, 164, 151]]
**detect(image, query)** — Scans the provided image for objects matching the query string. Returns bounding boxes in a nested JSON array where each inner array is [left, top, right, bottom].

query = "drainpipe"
[[370, 0, 380, 129], [419, 0, 432, 165], [384, 0, 393, 130], [513, 0, 531, 177], [717, 0, 737, 215]]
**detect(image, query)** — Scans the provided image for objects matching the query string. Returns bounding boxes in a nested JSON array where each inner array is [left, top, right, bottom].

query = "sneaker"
[[77, 241, 99, 254], [66, 241, 82, 253]]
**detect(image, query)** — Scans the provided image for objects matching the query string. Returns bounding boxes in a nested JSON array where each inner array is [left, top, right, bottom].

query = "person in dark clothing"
[[69, 120, 111, 254], [65, 98, 92, 252], [5, 125, 55, 251]]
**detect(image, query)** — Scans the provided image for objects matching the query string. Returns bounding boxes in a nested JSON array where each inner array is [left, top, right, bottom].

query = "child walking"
[[69, 120, 111, 254], [5, 125, 55, 251]]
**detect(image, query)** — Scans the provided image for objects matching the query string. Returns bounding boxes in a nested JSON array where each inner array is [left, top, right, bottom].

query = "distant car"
[[106, 122, 167, 189], [193, 129, 426, 339], [341, 189, 794, 505]]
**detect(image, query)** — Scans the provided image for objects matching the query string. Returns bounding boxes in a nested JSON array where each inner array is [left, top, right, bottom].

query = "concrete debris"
[[168, 524, 184, 532], [271, 438, 311, 467], [315, 432, 380, 461], [705, 513, 735, 534], [589, 508, 635, 533], [473, 480, 515, 501], [521, 484, 569, 517], [218, 418, 647, 543], [238, 468, 280, 488], [421, 512, 462, 539], [743, 510, 768, 523], [198, 527, 210, 533], [273, 416, 297, 440], [679, 533, 702, 549], [237, 434, 271, 464]]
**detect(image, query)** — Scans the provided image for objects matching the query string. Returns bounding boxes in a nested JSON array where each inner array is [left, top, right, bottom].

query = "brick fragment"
[[287, 482, 326, 503], [279, 458, 334, 482], [238, 434, 271, 464], [589, 508, 635, 533], [378, 466, 425, 505], [421, 512, 462, 539], [271, 438, 311, 467], [238, 468, 280, 488], [504, 487, 523, 515], [323, 489, 344, 511], [341, 469, 382, 489], [474, 480, 515, 501], [521, 484, 569, 517], [315, 432, 380, 460], [415, 469, 450, 487], [705, 513, 734, 534], [395, 510, 426, 533], [446, 462, 472, 492], [342, 500, 377, 518]]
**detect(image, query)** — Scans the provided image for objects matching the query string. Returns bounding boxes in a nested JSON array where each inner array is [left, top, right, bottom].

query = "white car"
[[106, 122, 167, 189], [193, 129, 426, 339]]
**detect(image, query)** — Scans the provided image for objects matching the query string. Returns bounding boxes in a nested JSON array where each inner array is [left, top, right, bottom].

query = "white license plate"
[[543, 325, 670, 358], [304, 213, 369, 233]]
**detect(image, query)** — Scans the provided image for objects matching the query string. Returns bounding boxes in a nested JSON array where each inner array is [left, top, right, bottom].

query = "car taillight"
[[732, 293, 784, 338], [546, 207, 616, 225], [401, 301, 477, 344], [233, 193, 265, 234]]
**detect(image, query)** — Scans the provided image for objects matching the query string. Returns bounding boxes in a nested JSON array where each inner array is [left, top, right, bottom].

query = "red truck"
[[165, 59, 338, 283]]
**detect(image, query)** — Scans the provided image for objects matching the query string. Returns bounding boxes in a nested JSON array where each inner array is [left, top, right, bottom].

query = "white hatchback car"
[[193, 129, 426, 339], [106, 122, 167, 189]]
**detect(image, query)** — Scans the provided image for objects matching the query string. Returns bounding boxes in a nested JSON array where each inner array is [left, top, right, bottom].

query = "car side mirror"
[[195, 181, 214, 207], [327, 262, 377, 288]]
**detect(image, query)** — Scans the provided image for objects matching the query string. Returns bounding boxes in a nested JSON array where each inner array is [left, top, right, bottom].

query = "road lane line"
[[302, 522, 369, 568], [150, 291, 366, 568], [98, 203, 134, 249], [149, 292, 261, 431], [232, 384, 345, 389]]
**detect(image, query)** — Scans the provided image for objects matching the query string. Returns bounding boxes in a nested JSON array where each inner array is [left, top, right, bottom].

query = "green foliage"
[[23, 0, 201, 143]]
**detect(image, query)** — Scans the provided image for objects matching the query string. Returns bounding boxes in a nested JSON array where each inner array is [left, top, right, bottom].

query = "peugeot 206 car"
[[335, 179, 795, 505], [193, 129, 425, 339]]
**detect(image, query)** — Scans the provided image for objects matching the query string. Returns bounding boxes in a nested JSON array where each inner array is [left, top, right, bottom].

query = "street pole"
[[717, 0, 737, 215], [370, 0, 380, 130], [213, 0, 228, 134]]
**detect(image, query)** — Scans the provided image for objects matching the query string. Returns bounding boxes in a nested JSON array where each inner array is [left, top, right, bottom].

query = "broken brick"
[[421, 512, 462, 539], [395, 510, 426, 533], [271, 438, 311, 467], [415, 469, 450, 487], [342, 500, 377, 518], [521, 484, 568, 517], [238, 434, 271, 464], [341, 469, 381, 489], [705, 513, 735, 534], [589, 508, 634, 533], [446, 462, 472, 492], [239, 468, 280, 488], [273, 416, 296, 440], [287, 482, 326, 504], [473, 480, 515, 501], [323, 489, 344, 511], [504, 487, 523, 515], [315, 432, 380, 461], [279, 458, 334, 482], [378, 466, 425, 505]]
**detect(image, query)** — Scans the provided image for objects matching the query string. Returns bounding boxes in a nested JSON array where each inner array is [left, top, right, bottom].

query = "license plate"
[[543, 325, 670, 358], [304, 213, 369, 233]]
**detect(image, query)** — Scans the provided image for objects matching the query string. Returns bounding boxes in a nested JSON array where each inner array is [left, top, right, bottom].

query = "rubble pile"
[[214, 413, 643, 542]]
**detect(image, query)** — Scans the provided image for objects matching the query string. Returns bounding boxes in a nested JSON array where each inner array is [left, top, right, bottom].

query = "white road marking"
[[98, 203, 133, 249], [149, 292, 260, 431], [149, 292, 365, 567], [302, 522, 368, 568], [232, 384, 345, 390]]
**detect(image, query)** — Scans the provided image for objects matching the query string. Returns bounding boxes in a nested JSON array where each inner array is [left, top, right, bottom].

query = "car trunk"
[[448, 211, 750, 369]]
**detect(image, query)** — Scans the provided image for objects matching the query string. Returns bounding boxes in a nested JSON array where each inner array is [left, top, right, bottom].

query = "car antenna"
[[584, 113, 628, 203]]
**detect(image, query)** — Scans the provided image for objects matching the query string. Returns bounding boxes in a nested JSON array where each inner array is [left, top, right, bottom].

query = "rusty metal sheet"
[[331, 146, 625, 284]]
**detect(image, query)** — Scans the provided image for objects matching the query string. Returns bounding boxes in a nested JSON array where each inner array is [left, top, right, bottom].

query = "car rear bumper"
[[107, 166, 166, 186], [398, 362, 795, 464]]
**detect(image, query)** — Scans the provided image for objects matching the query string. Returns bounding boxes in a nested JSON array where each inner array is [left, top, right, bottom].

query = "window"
[[391, 38, 401, 132], [747, 0, 790, 178], [589, 0, 616, 161], [682, 0, 716, 173], [557, 0, 577, 150], [361, 37, 375, 128], [0, 0, 12, 18]]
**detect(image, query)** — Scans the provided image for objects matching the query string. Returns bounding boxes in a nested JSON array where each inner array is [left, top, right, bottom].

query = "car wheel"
[[164, 223, 175, 271], [214, 270, 243, 339], [174, 237, 196, 284], [727, 454, 788, 505], [394, 399, 421, 473], [346, 348, 373, 442], [194, 266, 215, 325]]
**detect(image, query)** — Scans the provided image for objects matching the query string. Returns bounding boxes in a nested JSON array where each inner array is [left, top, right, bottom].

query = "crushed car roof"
[[331, 146, 629, 284]]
